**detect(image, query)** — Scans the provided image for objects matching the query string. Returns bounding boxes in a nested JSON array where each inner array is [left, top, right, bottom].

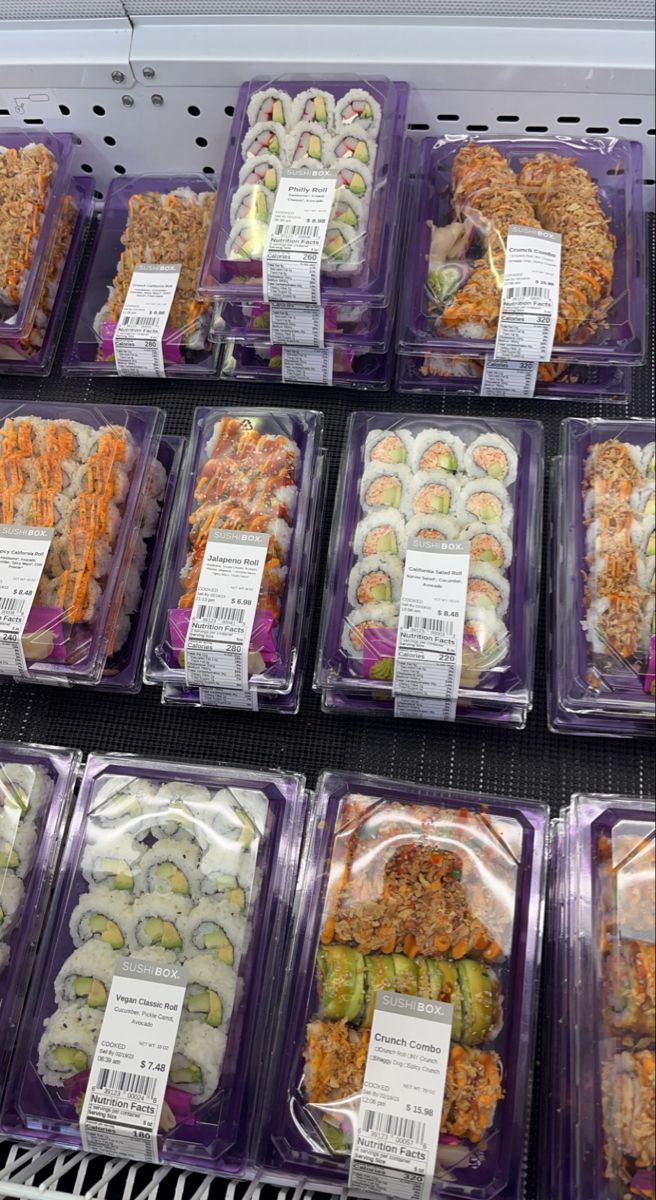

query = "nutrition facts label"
[[282, 345, 334, 385], [350, 992, 453, 1200], [263, 171, 336, 304], [494, 226, 562, 362], [480, 357, 539, 398], [0, 525, 52, 678], [270, 302, 325, 347], [199, 686, 259, 710], [113, 264, 181, 378]]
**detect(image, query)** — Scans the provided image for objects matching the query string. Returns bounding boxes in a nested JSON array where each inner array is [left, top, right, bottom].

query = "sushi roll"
[[462, 522, 513, 571], [54, 943, 118, 1010], [35, 574, 102, 626], [129, 895, 190, 957], [89, 776, 156, 835], [334, 89, 382, 137], [182, 898, 245, 965], [322, 222, 361, 272], [241, 121, 285, 161], [341, 603, 399, 660], [405, 513, 461, 543], [225, 218, 268, 262], [348, 554, 404, 607], [330, 128, 377, 169], [183, 954, 237, 1029], [360, 463, 412, 513], [247, 88, 292, 128], [287, 121, 331, 168], [38, 1005, 102, 1085], [0, 874, 25, 937], [210, 788, 268, 850], [291, 88, 335, 128], [410, 430, 465, 476], [404, 471, 460, 520], [81, 834, 142, 892], [334, 161, 373, 203], [464, 434, 518, 486], [642, 442, 656, 480], [136, 837, 201, 898], [238, 153, 282, 193], [330, 193, 364, 232], [465, 563, 510, 617], [70, 889, 132, 951], [170, 1020, 226, 1104], [199, 844, 253, 911], [0, 763, 52, 818], [365, 429, 414, 466], [0, 817, 37, 877], [229, 183, 273, 226], [353, 510, 407, 559], [456, 478, 513, 530], [461, 608, 509, 686]]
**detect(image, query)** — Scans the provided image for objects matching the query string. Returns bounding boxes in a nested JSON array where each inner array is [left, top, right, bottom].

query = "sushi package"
[[549, 418, 655, 736], [0, 177, 94, 376], [220, 339, 395, 391], [542, 795, 655, 1199], [211, 297, 392, 349], [198, 76, 409, 307], [257, 770, 548, 1199], [0, 130, 76, 340], [2, 752, 307, 1172], [315, 412, 544, 726], [145, 407, 325, 712], [0, 742, 81, 1106], [0, 401, 165, 685], [63, 175, 219, 378], [396, 136, 646, 396]]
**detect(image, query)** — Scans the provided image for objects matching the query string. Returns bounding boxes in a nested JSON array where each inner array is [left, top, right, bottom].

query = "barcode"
[[194, 604, 245, 624], [96, 1069, 158, 1100], [403, 615, 456, 635], [274, 223, 322, 239], [361, 1109, 427, 1144], [0, 597, 26, 615], [118, 314, 161, 328], [506, 285, 551, 300]]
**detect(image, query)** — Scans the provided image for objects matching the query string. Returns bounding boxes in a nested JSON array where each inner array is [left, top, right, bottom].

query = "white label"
[[282, 345, 334, 385], [480, 357, 539, 398], [393, 539, 470, 711], [199, 686, 259, 710], [394, 694, 457, 722], [113, 264, 181, 378], [494, 225, 562, 362], [350, 992, 453, 1200], [0, 526, 52, 677], [270, 302, 325, 348], [184, 529, 269, 690], [263, 170, 336, 304], [0, 90, 61, 120], [80, 957, 187, 1164]]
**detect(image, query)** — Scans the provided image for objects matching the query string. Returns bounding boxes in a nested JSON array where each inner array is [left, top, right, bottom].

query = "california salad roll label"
[[80, 957, 187, 1163], [494, 226, 562, 362], [113, 263, 182, 378], [184, 529, 269, 691], [350, 992, 454, 1200], [393, 538, 470, 716], [0, 526, 53, 677], [263, 170, 336, 304]]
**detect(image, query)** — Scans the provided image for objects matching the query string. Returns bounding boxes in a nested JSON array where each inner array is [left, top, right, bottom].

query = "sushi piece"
[[334, 161, 373, 202], [330, 193, 364, 232], [348, 554, 404, 607], [129, 895, 190, 957], [334, 89, 382, 137], [182, 898, 245, 965], [360, 463, 411, 513], [0, 817, 37, 877], [69, 889, 132, 951], [54, 943, 118, 1010], [601, 1050, 655, 1174], [81, 834, 142, 892], [642, 443, 655, 480], [441, 1044, 504, 1144], [286, 121, 331, 168], [464, 434, 518, 486], [365, 429, 414, 466], [330, 129, 376, 169], [0, 763, 52, 818], [462, 522, 513, 571], [183, 954, 237, 1029], [198, 845, 253, 911], [241, 121, 285, 161], [37, 1005, 102, 1086], [406, 513, 461, 542], [238, 153, 282, 193], [229, 183, 273, 226], [291, 88, 335, 128], [211, 787, 268, 847], [0, 874, 25, 937], [89, 776, 156, 833], [410, 429, 465, 475], [136, 837, 201, 898], [603, 940, 655, 1036], [247, 88, 292, 128], [150, 781, 212, 840], [404, 470, 460, 520], [465, 562, 510, 617], [225, 218, 268, 262], [170, 1020, 226, 1104], [353, 510, 407, 559], [456, 478, 513, 529], [631, 486, 656, 521], [322, 222, 360, 272], [341, 603, 399, 660], [0, 142, 58, 311], [461, 608, 509, 687]]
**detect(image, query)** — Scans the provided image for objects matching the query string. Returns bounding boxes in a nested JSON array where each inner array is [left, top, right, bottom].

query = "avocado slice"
[[381, 481, 401, 507], [214, 876, 246, 911], [647, 532, 655, 557], [0, 846, 19, 871], [271, 99, 284, 124], [488, 464, 506, 481], [264, 168, 277, 191], [54, 1045, 88, 1073], [392, 954, 418, 996], [203, 929, 233, 963], [350, 172, 366, 197], [479, 502, 499, 522], [363, 954, 396, 1027], [88, 978, 108, 1009], [98, 857, 133, 890], [154, 862, 189, 896], [234, 807, 257, 848], [253, 191, 268, 222], [73, 975, 92, 999], [144, 916, 163, 943], [187, 989, 222, 1026], [171, 1064, 201, 1086], [339, 207, 358, 228], [367, 581, 391, 603], [426, 959, 445, 1001], [161, 920, 182, 950], [317, 946, 365, 1023], [457, 960, 496, 1046], [314, 95, 327, 123], [438, 961, 463, 1042], [353, 142, 368, 164], [479, 548, 501, 565]]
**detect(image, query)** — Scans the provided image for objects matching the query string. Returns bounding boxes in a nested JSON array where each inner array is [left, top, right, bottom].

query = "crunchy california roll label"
[[113, 264, 182, 378], [0, 525, 53, 678], [349, 991, 454, 1200], [494, 226, 562, 362]]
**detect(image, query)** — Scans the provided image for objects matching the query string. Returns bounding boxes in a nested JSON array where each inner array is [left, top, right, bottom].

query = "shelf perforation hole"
[[467, 124, 488, 132], [557, 116, 581, 124], [497, 114, 519, 122], [224, 105, 235, 116], [80, 163, 93, 173], [587, 126, 609, 133], [59, 104, 70, 116], [195, 136, 209, 147], [114, 164, 126, 174], [104, 135, 116, 146], [202, 166, 215, 175], [526, 125, 548, 133], [437, 113, 459, 121], [408, 122, 429, 130], [619, 117, 642, 125], [188, 105, 201, 117], [92, 105, 106, 117]]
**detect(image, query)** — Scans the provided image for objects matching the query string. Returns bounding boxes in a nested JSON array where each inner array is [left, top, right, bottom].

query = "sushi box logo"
[[118, 957, 185, 984]]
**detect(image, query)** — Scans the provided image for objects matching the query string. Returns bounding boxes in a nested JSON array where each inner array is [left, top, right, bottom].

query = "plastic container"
[[549, 418, 655, 737], [0, 741, 81, 1107], [2, 752, 307, 1173], [62, 175, 219, 378], [199, 77, 409, 307], [220, 340, 394, 391], [397, 135, 646, 366], [0, 131, 76, 340], [0, 177, 95, 376], [257, 769, 548, 1199], [211, 297, 392, 350], [396, 354, 629, 403], [0, 401, 165, 685], [315, 412, 544, 724], [145, 407, 324, 705]]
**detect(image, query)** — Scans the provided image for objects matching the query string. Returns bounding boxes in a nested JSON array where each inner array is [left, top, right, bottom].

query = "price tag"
[[270, 302, 325, 347], [494, 226, 562, 362], [350, 992, 453, 1200], [263, 170, 336, 304], [0, 526, 52, 678], [199, 686, 259, 710], [80, 957, 187, 1164], [113, 264, 181, 378], [393, 538, 470, 715], [0, 90, 61, 121], [282, 345, 333, 385], [480, 357, 539, 398], [184, 529, 269, 691]]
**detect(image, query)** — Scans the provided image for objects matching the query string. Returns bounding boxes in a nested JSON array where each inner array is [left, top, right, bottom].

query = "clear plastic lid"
[[396, 353, 629, 404]]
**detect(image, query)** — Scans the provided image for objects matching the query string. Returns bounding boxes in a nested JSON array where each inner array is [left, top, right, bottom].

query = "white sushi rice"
[[410, 429, 465, 475], [335, 88, 382, 137], [136, 837, 201, 899], [354, 509, 407, 560], [340, 602, 399, 660], [129, 895, 191, 958], [38, 1005, 102, 1086], [404, 470, 461, 521], [456, 478, 513, 530], [348, 554, 404, 608], [0, 818, 37, 878], [184, 954, 237, 1029], [464, 433, 518, 486], [465, 562, 510, 618], [182, 898, 246, 964], [70, 889, 132, 951], [462, 522, 513, 571], [131, 945, 178, 966], [365, 429, 415, 466], [405, 513, 461, 542], [170, 1021, 226, 1104], [0, 763, 52, 819], [360, 462, 412, 514], [54, 943, 118, 1009], [81, 834, 142, 892], [0, 874, 25, 936]]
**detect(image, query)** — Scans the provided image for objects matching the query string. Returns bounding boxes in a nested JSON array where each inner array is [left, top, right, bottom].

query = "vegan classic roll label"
[[480, 357, 539, 399], [494, 226, 562, 362], [263, 170, 336, 305], [350, 992, 454, 1200], [0, 526, 53, 678], [113, 264, 182, 378], [393, 539, 470, 717], [282, 345, 334, 385], [80, 957, 188, 1164], [270, 301, 325, 348], [184, 529, 269, 691]]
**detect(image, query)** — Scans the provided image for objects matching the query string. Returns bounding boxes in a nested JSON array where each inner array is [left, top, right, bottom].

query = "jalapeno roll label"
[[0, 526, 53, 678], [282, 345, 334, 385], [494, 226, 562, 362], [80, 958, 187, 1164], [350, 992, 454, 1200], [184, 529, 269, 692], [263, 170, 336, 305], [113, 264, 182, 378], [480, 357, 539, 399]]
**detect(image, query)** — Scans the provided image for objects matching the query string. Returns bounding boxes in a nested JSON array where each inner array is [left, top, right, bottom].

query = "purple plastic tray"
[[0, 177, 94, 377], [397, 136, 646, 365], [315, 412, 544, 714], [0, 131, 76, 339], [2, 752, 307, 1173], [0, 742, 81, 1106], [221, 342, 394, 391], [396, 354, 629, 403], [257, 769, 548, 1200], [62, 174, 219, 378], [549, 419, 655, 737], [199, 78, 409, 307], [212, 298, 392, 350]]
